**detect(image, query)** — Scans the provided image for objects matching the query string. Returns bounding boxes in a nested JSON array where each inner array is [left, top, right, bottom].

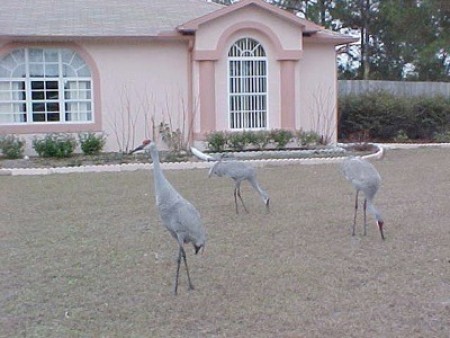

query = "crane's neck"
[[248, 177, 269, 204], [149, 146, 166, 190], [367, 200, 383, 222], [148, 145, 180, 208]]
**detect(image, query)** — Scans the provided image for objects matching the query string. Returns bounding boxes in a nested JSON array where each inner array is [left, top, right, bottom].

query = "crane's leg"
[[352, 191, 359, 236], [173, 246, 182, 295], [180, 246, 194, 291], [234, 187, 240, 214], [363, 198, 368, 236], [236, 183, 249, 213]]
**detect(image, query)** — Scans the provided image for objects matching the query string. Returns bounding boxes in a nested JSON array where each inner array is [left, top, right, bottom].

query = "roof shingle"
[[0, 0, 224, 37]]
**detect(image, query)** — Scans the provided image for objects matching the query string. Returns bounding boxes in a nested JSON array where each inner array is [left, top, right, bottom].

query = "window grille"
[[0, 48, 92, 124], [228, 38, 267, 130]]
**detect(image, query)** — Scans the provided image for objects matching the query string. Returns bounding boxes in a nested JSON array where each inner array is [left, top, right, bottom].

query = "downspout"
[[187, 35, 195, 147], [334, 45, 339, 144]]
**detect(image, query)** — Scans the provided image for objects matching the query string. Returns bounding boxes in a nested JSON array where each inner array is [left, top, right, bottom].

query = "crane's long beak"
[[378, 221, 385, 240], [129, 144, 145, 154]]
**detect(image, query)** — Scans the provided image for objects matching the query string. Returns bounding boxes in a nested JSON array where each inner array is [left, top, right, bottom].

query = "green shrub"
[[32, 133, 77, 158], [433, 130, 450, 143], [393, 129, 410, 143], [270, 129, 293, 149], [339, 92, 450, 142], [339, 92, 409, 140], [78, 132, 106, 155], [296, 129, 322, 147], [0, 134, 25, 159], [408, 96, 450, 140], [227, 132, 247, 151], [206, 131, 227, 152], [241, 131, 256, 148], [246, 130, 271, 150]]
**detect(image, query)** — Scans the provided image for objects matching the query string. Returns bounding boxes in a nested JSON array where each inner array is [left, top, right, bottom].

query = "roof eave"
[[0, 31, 188, 42], [304, 32, 359, 46]]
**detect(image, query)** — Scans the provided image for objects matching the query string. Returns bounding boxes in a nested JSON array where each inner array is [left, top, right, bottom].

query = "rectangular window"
[[229, 59, 267, 129], [31, 80, 60, 122], [64, 80, 92, 122], [0, 81, 27, 123]]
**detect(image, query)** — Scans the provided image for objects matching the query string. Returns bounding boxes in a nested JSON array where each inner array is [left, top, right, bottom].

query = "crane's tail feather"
[[190, 146, 217, 162]]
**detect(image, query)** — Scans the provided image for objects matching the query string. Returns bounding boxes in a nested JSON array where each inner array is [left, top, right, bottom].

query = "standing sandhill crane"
[[208, 157, 270, 214], [342, 156, 385, 240], [130, 140, 206, 295]]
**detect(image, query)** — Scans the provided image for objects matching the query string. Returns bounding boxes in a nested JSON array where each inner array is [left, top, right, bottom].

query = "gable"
[[199, 12, 302, 57], [179, 0, 357, 52], [178, 0, 322, 34]]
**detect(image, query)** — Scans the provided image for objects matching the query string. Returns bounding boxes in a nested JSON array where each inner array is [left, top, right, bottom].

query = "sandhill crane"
[[208, 156, 270, 214], [342, 156, 385, 240], [131, 140, 206, 295]]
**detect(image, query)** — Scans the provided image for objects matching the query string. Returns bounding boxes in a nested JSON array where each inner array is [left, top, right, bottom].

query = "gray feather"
[[135, 140, 206, 294], [342, 156, 384, 239], [209, 158, 270, 213]]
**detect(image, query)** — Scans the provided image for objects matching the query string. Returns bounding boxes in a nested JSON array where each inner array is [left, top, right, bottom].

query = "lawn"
[[1, 147, 449, 337]]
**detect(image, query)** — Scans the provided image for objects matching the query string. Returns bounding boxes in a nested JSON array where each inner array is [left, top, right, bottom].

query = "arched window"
[[228, 38, 267, 129], [0, 48, 93, 124]]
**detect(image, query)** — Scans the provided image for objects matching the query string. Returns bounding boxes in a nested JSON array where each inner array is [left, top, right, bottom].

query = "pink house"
[[0, 0, 357, 154]]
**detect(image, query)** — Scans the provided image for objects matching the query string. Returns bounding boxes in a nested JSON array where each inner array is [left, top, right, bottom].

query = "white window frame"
[[0, 48, 93, 125], [227, 37, 268, 130]]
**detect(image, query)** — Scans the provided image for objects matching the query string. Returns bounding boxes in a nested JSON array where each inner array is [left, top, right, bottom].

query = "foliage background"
[[338, 93, 450, 142], [212, 0, 450, 81]]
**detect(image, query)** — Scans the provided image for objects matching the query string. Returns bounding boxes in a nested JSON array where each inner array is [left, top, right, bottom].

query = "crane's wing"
[[342, 157, 381, 190], [221, 160, 255, 179], [167, 200, 206, 245], [191, 147, 216, 162]]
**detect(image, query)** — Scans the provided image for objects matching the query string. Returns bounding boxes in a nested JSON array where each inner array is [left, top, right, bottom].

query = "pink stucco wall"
[[298, 42, 339, 142], [82, 39, 192, 152], [0, 39, 193, 154], [191, 5, 338, 142], [191, 6, 305, 138]]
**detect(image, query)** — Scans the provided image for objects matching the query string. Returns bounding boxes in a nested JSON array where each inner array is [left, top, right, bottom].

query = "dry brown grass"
[[1, 147, 450, 337]]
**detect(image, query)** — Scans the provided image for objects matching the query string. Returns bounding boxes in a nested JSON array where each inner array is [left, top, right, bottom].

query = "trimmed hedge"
[[32, 133, 77, 158], [0, 134, 25, 159], [205, 129, 322, 152], [338, 92, 450, 142], [78, 132, 106, 155]]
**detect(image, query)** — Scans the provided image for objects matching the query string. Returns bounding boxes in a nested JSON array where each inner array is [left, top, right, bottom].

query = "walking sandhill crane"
[[208, 156, 270, 214], [131, 140, 206, 295], [342, 156, 385, 240]]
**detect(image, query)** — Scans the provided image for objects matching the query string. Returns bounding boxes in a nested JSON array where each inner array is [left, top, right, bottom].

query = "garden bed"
[[0, 143, 379, 169]]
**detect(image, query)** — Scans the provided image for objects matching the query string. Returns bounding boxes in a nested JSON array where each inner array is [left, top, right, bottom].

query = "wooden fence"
[[338, 80, 450, 97]]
